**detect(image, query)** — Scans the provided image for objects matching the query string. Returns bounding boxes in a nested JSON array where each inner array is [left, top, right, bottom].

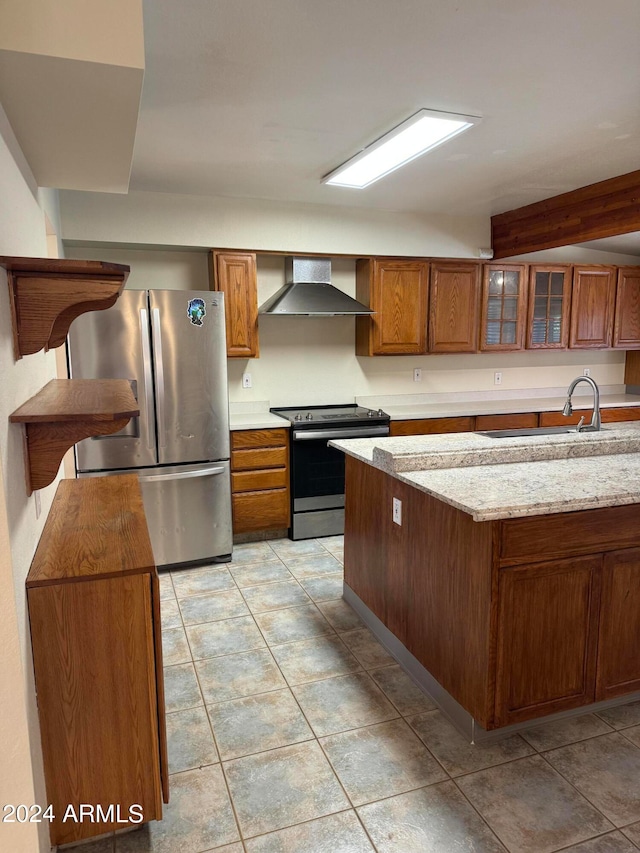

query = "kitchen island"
[[330, 425, 640, 740]]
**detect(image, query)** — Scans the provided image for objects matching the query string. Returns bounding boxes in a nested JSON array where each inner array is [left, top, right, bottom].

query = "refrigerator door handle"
[[138, 466, 226, 483], [139, 308, 155, 451], [151, 307, 167, 448]]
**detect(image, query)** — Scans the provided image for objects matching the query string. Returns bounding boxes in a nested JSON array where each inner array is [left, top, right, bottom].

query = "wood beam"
[[491, 170, 640, 259]]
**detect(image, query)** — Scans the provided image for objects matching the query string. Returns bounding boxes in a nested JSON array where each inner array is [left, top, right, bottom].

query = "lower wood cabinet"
[[27, 475, 168, 846], [345, 456, 640, 730], [389, 416, 474, 436], [494, 555, 601, 726], [597, 548, 640, 700], [231, 428, 290, 533]]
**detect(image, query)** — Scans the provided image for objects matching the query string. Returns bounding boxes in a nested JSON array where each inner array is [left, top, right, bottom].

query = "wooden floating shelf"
[[1, 256, 129, 360], [10, 379, 139, 494]]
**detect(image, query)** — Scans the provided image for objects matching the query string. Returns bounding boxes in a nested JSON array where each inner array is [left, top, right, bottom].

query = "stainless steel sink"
[[478, 426, 578, 439]]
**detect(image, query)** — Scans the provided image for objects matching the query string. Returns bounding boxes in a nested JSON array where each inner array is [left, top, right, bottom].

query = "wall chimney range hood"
[[258, 257, 374, 316]]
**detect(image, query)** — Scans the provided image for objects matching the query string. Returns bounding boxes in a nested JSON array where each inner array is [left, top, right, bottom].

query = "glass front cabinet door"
[[480, 264, 527, 351], [526, 265, 572, 349]]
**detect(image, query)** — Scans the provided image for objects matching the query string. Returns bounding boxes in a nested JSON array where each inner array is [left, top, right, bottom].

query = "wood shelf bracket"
[[1, 257, 129, 360], [9, 379, 139, 495]]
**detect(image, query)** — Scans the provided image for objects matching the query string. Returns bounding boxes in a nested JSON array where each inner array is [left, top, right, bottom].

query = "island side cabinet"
[[343, 457, 640, 732], [26, 475, 168, 847]]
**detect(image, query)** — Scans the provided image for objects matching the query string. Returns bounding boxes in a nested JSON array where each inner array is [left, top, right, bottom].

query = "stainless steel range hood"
[[258, 257, 374, 316]]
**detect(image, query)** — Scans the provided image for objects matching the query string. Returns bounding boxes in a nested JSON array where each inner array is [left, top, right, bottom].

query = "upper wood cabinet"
[[613, 266, 640, 349], [526, 265, 572, 349], [355, 258, 429, 355], [211, 251, 259, 358], [429, 261, 481, 353], [480, 264, 527, 351], [569, 265, 616, 349]]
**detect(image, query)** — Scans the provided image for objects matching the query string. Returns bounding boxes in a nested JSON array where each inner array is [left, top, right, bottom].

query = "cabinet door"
[[526, 265, 571, 349], [213, 252, 259, 358], [480, 264, 527, 351], [596, 548, 640, 700], [613, 267, 640, 349], [494, 555, 601, 726], [539, 405, 640, 427], [569, 265, 616, 348], [429, 262, 480, 352], [356, 258, 428, 355]]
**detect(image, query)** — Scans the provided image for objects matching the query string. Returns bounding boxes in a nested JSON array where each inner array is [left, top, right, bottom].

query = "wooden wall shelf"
[[9, 379, 139, 494], [1, 256, 129, 359]]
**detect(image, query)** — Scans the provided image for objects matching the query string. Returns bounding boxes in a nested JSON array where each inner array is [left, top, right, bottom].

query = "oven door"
[[290, 425, 389, 538]]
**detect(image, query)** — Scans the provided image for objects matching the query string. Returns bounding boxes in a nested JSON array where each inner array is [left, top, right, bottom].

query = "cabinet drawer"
[[232, 489, 290, 533], [476, 413, 539, 431], [232, 446, 288, 471], [499, 504, 640, 566], [232, 468, 288, 493], [389, 416, 475, 437], [231, 428, 288, 449]]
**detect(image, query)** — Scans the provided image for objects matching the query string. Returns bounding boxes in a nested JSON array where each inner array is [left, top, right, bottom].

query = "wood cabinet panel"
[[597, 548, 640, 699], [232, 446, 287, 471], [475, 413, 539, 431], [355, 258, 428, 355], [613, 267, 640, 349], [480, 264, 527, 351], [389, 416, 475, 436], [26, 476, 165, 846], [213, 251, 259, 358], [495, 556, 601, 726], [232, 468, 288, 493], [429, 261, 480, 352], [539, 406, 640, 427], [29, 575, 162, 845], [232, 488, 289, 533], [499, 503, 640, 566], [569, 266, 616, 348], [231, 428, 288, 449]]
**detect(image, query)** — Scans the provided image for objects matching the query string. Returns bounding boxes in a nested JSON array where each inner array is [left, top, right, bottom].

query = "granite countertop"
[[330, 421, 640, 521]]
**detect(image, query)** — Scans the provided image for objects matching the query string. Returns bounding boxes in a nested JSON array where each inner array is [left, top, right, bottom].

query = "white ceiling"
[[130, 0, 640, 222]]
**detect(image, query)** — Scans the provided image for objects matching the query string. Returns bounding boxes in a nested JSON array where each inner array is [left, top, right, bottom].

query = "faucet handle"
[[575, 416, 585, 433]]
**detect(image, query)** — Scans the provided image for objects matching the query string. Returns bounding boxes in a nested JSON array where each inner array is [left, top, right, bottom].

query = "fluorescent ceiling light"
[[323, 109, 480, 189]]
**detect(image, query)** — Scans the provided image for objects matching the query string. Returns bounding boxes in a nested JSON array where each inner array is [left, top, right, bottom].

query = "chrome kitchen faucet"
[[562, 375, 601, 432]]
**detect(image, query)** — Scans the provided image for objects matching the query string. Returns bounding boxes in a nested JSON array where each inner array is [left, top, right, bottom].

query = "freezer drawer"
[[79, 462, 233, 567]]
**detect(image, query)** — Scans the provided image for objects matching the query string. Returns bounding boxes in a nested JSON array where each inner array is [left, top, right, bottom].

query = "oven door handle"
[[292, 426, 389, 441]]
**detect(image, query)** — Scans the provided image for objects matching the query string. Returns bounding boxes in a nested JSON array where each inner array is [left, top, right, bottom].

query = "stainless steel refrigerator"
[[67, 289, 232, 568]]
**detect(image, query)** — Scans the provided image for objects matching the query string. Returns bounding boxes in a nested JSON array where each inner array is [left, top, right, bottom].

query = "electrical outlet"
[[413, 368, 422, 382], [242, 372, 252, 389], [583, 368, 591, 377], [392, 497, 402, 526], [494, 371, 503, 386], [34, 490, 41, 520]]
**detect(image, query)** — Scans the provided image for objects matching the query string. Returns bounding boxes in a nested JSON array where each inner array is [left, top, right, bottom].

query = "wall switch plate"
[[494, 371, 503, 386], [392, 497, 402, 526], [583, 368, 591, 377], [242, 372, 252, 389], [413, 368, 422, 382], [34, 490, 41, 520]]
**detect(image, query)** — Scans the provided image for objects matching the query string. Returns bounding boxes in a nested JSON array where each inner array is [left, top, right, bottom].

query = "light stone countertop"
[[330, 421, 640, 521], [229, 412, 290, 430]]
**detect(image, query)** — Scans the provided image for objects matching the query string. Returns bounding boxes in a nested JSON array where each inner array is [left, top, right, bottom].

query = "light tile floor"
[[92, 536, 640, 853]]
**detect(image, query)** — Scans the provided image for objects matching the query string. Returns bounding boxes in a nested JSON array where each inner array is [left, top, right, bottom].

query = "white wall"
[[0, 104, 60, 853], [68, 244, 210, 290]]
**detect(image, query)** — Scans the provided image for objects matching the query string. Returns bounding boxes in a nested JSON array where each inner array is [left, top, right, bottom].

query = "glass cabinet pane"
[[502, 322, 516, 344], [535, 272, 551, 296], [483, 265, 525, 349], [487, 298, 502, 320], [550, 273, 564, 295], [503, 298, 517, 320]]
